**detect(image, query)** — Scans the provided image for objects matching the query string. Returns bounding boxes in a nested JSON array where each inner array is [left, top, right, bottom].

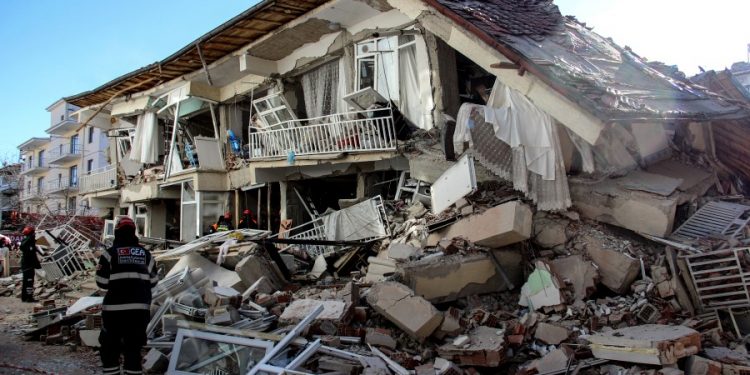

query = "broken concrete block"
[[319, 357, 362, 373], [279, 299, 349, 324], [407, 201, 428, 219], [143, 348, 169, 373], [519, 261, 564, 310], [366, 328, 397, 350], [435, 307, 463, 339], [437, 326, 505, 367], [535, 322, 570, 345], [684, 356, 722, 375], [204, 285, 241, 307], [388, 243, 420, 262], [527, 348, 571, 374], [366, 282, 443, 341], [548, 255, 598, 302], [583, 235, 640, 294], [235, 253, 286, 292], [401, 252, 519, 303], [428, 201, 532, 248], [79, 329, 101, 347], [365, 257, 397, 283], [533, 216, 569, 249], [587, 324, 701, 365]]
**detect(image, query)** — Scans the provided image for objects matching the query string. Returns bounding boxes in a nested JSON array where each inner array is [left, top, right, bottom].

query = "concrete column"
[[279, 181, 288, 221], [356, 173, 366, 199]]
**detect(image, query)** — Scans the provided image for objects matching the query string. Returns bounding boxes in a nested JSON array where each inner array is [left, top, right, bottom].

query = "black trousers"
[[21, 269, 34, 301], [100, 309, 150, 375]]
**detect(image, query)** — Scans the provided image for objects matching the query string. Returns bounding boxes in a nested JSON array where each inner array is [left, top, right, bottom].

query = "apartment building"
[[59, 0, 749, 243], [18, 100, 111, 217]]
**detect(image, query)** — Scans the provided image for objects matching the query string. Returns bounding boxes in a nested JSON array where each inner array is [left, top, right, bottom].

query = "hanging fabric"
[[483, 79, 556, 180], [301, 60, 340, 119], [129, 111, 159, 164], [398, 44, 425, 129]]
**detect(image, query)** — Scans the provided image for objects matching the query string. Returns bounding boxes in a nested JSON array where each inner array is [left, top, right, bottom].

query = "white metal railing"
[[247, 108, 397, 160], [21, 159, 48, 173], [48, 144, 82, 162], [46, 179, 78, 193], [20, 188, 44, 200], [272, 217, 331, 257], [80, 165, 117, 193]]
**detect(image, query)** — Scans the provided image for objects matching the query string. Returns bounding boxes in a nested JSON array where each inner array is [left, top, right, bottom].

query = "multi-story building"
[[18, 100, 112, 217], [0, 163, 21, 229], [57, 0, 750, 245]]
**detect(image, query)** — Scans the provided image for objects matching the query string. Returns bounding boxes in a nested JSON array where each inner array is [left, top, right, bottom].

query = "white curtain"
[[398, 44, 425, 129], [483, 80, 556, 180], [302, 60, 339, 119], [129, 111, 159, 164]]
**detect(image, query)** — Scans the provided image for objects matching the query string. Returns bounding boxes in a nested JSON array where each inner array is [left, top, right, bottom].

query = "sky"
[[1, 0, 749, 159]]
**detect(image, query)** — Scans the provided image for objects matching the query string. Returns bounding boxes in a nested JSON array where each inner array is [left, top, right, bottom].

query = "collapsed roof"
[[432, 0, 749, 122], [65, 0, 750, 123]]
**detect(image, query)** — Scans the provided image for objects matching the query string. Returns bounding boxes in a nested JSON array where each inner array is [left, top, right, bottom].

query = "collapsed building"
[[8, 0, 750, 374]]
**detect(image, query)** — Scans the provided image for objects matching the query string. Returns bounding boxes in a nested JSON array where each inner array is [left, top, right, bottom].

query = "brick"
[[437, 326, 505, 367]]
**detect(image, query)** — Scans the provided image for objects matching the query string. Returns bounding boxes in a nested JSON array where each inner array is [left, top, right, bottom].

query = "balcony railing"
[[48, 144, 82, 164], [247, 108, 397, 160], [80, 165, 117, 194], [20, 188, 45, 201], [20, 159, 49, 175], [47, 179, 78, 194]]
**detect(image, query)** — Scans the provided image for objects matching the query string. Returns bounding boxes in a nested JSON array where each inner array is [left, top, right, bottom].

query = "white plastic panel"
[[431, 153, 477, 214]]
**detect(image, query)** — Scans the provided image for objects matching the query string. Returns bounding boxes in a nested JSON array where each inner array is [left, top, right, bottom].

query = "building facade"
[[18, 100, 112, 217]]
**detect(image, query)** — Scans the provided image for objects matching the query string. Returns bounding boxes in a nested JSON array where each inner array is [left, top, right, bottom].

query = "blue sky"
[[1, 0, 748, 159]]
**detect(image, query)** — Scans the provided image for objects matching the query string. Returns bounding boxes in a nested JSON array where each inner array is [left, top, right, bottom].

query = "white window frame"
[[354, 33, 419, 104], [251, 92, 298, 129]]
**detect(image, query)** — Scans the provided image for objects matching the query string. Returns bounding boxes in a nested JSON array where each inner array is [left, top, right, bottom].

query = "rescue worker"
[[96, 216, 158, 375], [19, 226, 40, 302], [215, 211, 233, 232], [238, 209, 258, 229]]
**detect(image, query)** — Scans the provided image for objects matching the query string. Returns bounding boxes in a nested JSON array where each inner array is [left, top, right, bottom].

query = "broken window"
[[167, 329, 271, 375], [152, 84, 223, 178], [252, 92, 297, 129]]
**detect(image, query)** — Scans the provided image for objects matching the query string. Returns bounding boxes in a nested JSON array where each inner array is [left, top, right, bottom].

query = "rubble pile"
[[9, 181, 750, 375]]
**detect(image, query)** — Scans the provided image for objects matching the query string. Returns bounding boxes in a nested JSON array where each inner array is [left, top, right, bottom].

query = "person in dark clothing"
[[96, 216, 158, 375], [238, 209, 258, 230], [214, 212, 233, 232], [19, 226, 41, 302]]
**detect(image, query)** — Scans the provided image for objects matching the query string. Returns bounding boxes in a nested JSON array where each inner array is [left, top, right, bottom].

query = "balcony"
[[47, 118, 79, 135], [247, 108, 397, 161], [0, 181, 18, 195], [80, 166, 117, 194], [20, 160, 49, 176], [19, 188, 45, 201], [46, 179, 78, 195], [48, 144, 82, 165]]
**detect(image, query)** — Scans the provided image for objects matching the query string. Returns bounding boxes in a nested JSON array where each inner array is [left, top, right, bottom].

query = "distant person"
[[238, 209, 258, 230], [224, 211, 234, 230], [96, 217, 158, 375], [19, 226, 41, 302]]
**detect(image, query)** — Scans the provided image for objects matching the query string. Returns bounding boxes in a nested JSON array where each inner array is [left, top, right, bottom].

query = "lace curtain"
[[302, 60, 340, 119]]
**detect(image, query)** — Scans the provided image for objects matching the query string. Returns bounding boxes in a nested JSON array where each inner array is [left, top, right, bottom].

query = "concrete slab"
[[535, 322, 569, 345], [279, 299, 348, 324], [583, 235, 640, 294], [436, 326, 505, 367], [548, 255, 599, 302], [587, 324, 701, 365], [427, 201, 532, 248], [366, 282, 443, 341], [401, 251, 519, 303]]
